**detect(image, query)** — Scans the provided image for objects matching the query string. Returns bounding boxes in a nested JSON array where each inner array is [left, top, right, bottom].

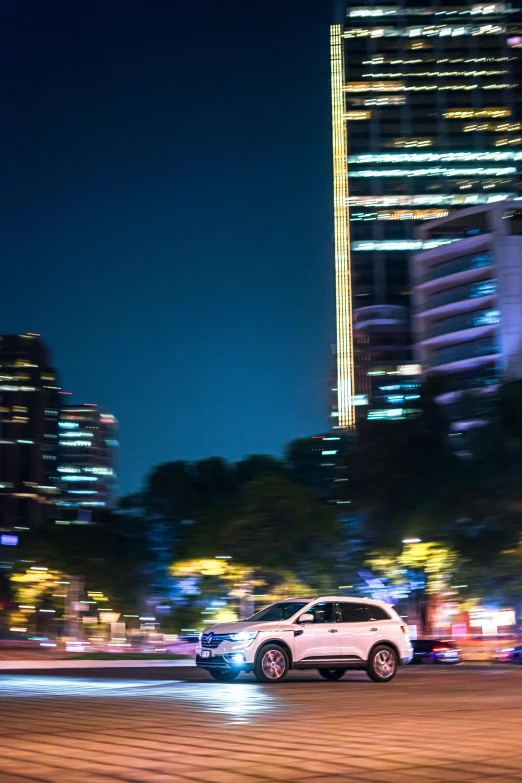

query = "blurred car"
[[411, 639, 461, 664], [494, 644, 522, 664], [178, 633, 200, 644], [493, 646, 516, 663]]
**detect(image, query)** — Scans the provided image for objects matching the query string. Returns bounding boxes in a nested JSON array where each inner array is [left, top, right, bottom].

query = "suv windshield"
[[247, 601, 308, 622]]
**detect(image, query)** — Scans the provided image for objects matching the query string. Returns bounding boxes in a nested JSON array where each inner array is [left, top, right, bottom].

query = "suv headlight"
[[228, 631, 258, 643]]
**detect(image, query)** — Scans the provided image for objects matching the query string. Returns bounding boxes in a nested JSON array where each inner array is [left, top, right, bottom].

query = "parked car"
[[195, 596, 413, 683], [411, 638, 461, 664]]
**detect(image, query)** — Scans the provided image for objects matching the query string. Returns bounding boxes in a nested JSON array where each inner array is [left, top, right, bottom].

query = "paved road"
[[1, 665, 521, 783]]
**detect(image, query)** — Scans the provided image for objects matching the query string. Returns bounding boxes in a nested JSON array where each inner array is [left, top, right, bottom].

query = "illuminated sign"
[[0, 534, 18, 546]]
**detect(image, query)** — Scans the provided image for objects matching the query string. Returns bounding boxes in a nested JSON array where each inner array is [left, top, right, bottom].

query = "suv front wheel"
[[254, 644, 289, 683], [367, 645, 398, 683]]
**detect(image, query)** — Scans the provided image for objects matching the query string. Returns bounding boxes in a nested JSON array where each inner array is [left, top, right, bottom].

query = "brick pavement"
[[0, 666, 522, 782]]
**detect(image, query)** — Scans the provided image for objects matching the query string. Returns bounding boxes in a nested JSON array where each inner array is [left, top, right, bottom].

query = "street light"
[[402, 538, 421, 544]]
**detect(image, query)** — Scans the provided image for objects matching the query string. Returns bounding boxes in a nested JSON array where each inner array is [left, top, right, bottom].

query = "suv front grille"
[[201, 633, 229, 649]]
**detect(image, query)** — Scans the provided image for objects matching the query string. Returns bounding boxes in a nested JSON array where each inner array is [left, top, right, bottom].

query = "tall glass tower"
[[331, 1, 522, 428]]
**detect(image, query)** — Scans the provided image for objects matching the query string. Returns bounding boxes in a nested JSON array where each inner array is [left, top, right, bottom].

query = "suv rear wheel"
[[254, 644, 289, 683], [367, 645, 398, 683], [318, 668, 346, 681]]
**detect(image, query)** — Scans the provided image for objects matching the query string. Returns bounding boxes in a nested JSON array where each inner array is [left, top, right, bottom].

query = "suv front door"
[[293, 602, 342, 663]]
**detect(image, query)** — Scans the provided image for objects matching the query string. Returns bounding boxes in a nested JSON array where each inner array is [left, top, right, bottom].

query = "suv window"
[[306, 602, 336, 623], [366, 605, 391, 621], [337, 602, 369, 623], [336, 603, 391, 622], [248, 601, 308, 622]]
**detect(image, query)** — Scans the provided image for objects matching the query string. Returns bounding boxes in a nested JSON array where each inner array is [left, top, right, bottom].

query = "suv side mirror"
[[298, 612, 314, 624]]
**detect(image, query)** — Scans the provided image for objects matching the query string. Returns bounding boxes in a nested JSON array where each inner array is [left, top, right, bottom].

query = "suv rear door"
[[336, 602, 390, 662]]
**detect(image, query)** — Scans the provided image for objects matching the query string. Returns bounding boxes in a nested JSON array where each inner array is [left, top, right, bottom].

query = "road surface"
[[0, 665, 521, 782]]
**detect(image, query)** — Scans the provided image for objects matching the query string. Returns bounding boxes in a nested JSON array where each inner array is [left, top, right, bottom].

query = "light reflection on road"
[[0, 676, 280, 723]]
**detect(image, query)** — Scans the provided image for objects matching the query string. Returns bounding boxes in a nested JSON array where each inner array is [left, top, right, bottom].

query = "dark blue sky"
[[3, 0, 336, 494]]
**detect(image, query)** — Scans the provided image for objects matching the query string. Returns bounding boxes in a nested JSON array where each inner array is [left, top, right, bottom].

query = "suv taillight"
[[400, 625, 409, 634]]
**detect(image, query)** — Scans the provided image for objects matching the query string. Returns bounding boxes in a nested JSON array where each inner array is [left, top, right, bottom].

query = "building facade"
[[412, 202, 522, 420], [353, 305, 422, 420], [331, 1, 522, 428], [0, 334, 60, 530], [57, 404, 118, 523]]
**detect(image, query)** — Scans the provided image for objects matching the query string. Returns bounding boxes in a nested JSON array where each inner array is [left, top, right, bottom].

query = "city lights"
[[331, 23, 355, 428]]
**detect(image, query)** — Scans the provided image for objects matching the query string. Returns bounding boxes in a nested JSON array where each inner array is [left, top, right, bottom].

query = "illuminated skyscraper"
[[331, 1, 522, 428], [0, 334, 60, 529], [57, 404, 118, 523]]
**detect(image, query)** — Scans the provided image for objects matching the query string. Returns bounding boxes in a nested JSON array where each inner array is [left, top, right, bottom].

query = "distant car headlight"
[[228, 631, 258, 643]]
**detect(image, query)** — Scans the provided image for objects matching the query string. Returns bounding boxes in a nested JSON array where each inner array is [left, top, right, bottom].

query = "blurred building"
[[286, 432, 355, 502], [412, 201, 522, 422], [331, 2, 522, 428], [57, 404, 118, 524], [0, 334, 60, 530], [353, 305, 421, 421]]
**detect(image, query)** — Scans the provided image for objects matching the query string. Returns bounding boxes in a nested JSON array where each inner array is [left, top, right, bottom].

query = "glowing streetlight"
[[402, 538, 421, 544]]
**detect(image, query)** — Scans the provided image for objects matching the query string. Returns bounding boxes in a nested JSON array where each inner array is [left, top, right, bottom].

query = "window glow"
[[349, 5, 508, 18], [351, 209, 449, 222], [0, 385, 36, 392], [349, 151, 522, 164], [344, 110, 371, 120], [62, 476, 98, 482], [362, 96, 406, 106], [59, 441, 92, 447], [349, 166, 516, 178], [362, 70, 508, 78], [393, 139, 433, 148], [347, 194, 513, 207], [346, 82, 514, 93], [397, 365, 422, 376], [368, 409, 408, 419], [59, 431, 93, 438], [58, 422, 79, 429], [444, 108, 511, 119], [343, 24, 505, 40], [495, 137, 522, 147], [352, 240, 454, 251]]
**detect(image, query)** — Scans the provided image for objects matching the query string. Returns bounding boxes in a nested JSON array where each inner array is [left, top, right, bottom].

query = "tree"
[[224, 476, 339, 583], [169, 557, 310, 629], [367, 541, 461, 634]]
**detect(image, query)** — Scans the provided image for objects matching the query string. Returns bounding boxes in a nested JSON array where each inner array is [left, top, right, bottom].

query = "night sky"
[[3, 0, 336, 495]]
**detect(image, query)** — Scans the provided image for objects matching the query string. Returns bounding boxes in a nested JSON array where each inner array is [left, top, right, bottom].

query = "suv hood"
[[202, 621, 284, 635]]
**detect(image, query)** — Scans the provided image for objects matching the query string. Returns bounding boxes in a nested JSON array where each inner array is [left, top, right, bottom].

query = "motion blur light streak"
[[0, 677, 278, 721]]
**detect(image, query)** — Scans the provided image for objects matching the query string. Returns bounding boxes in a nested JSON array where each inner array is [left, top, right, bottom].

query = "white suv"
[[196, 596, 413, 683]]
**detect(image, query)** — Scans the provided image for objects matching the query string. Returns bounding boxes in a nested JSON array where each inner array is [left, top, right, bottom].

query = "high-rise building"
[[412, 201, 522, 423], [0, 334, 60, 529], [57, 404, 118, 524], [331, 1, 522, 428]]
